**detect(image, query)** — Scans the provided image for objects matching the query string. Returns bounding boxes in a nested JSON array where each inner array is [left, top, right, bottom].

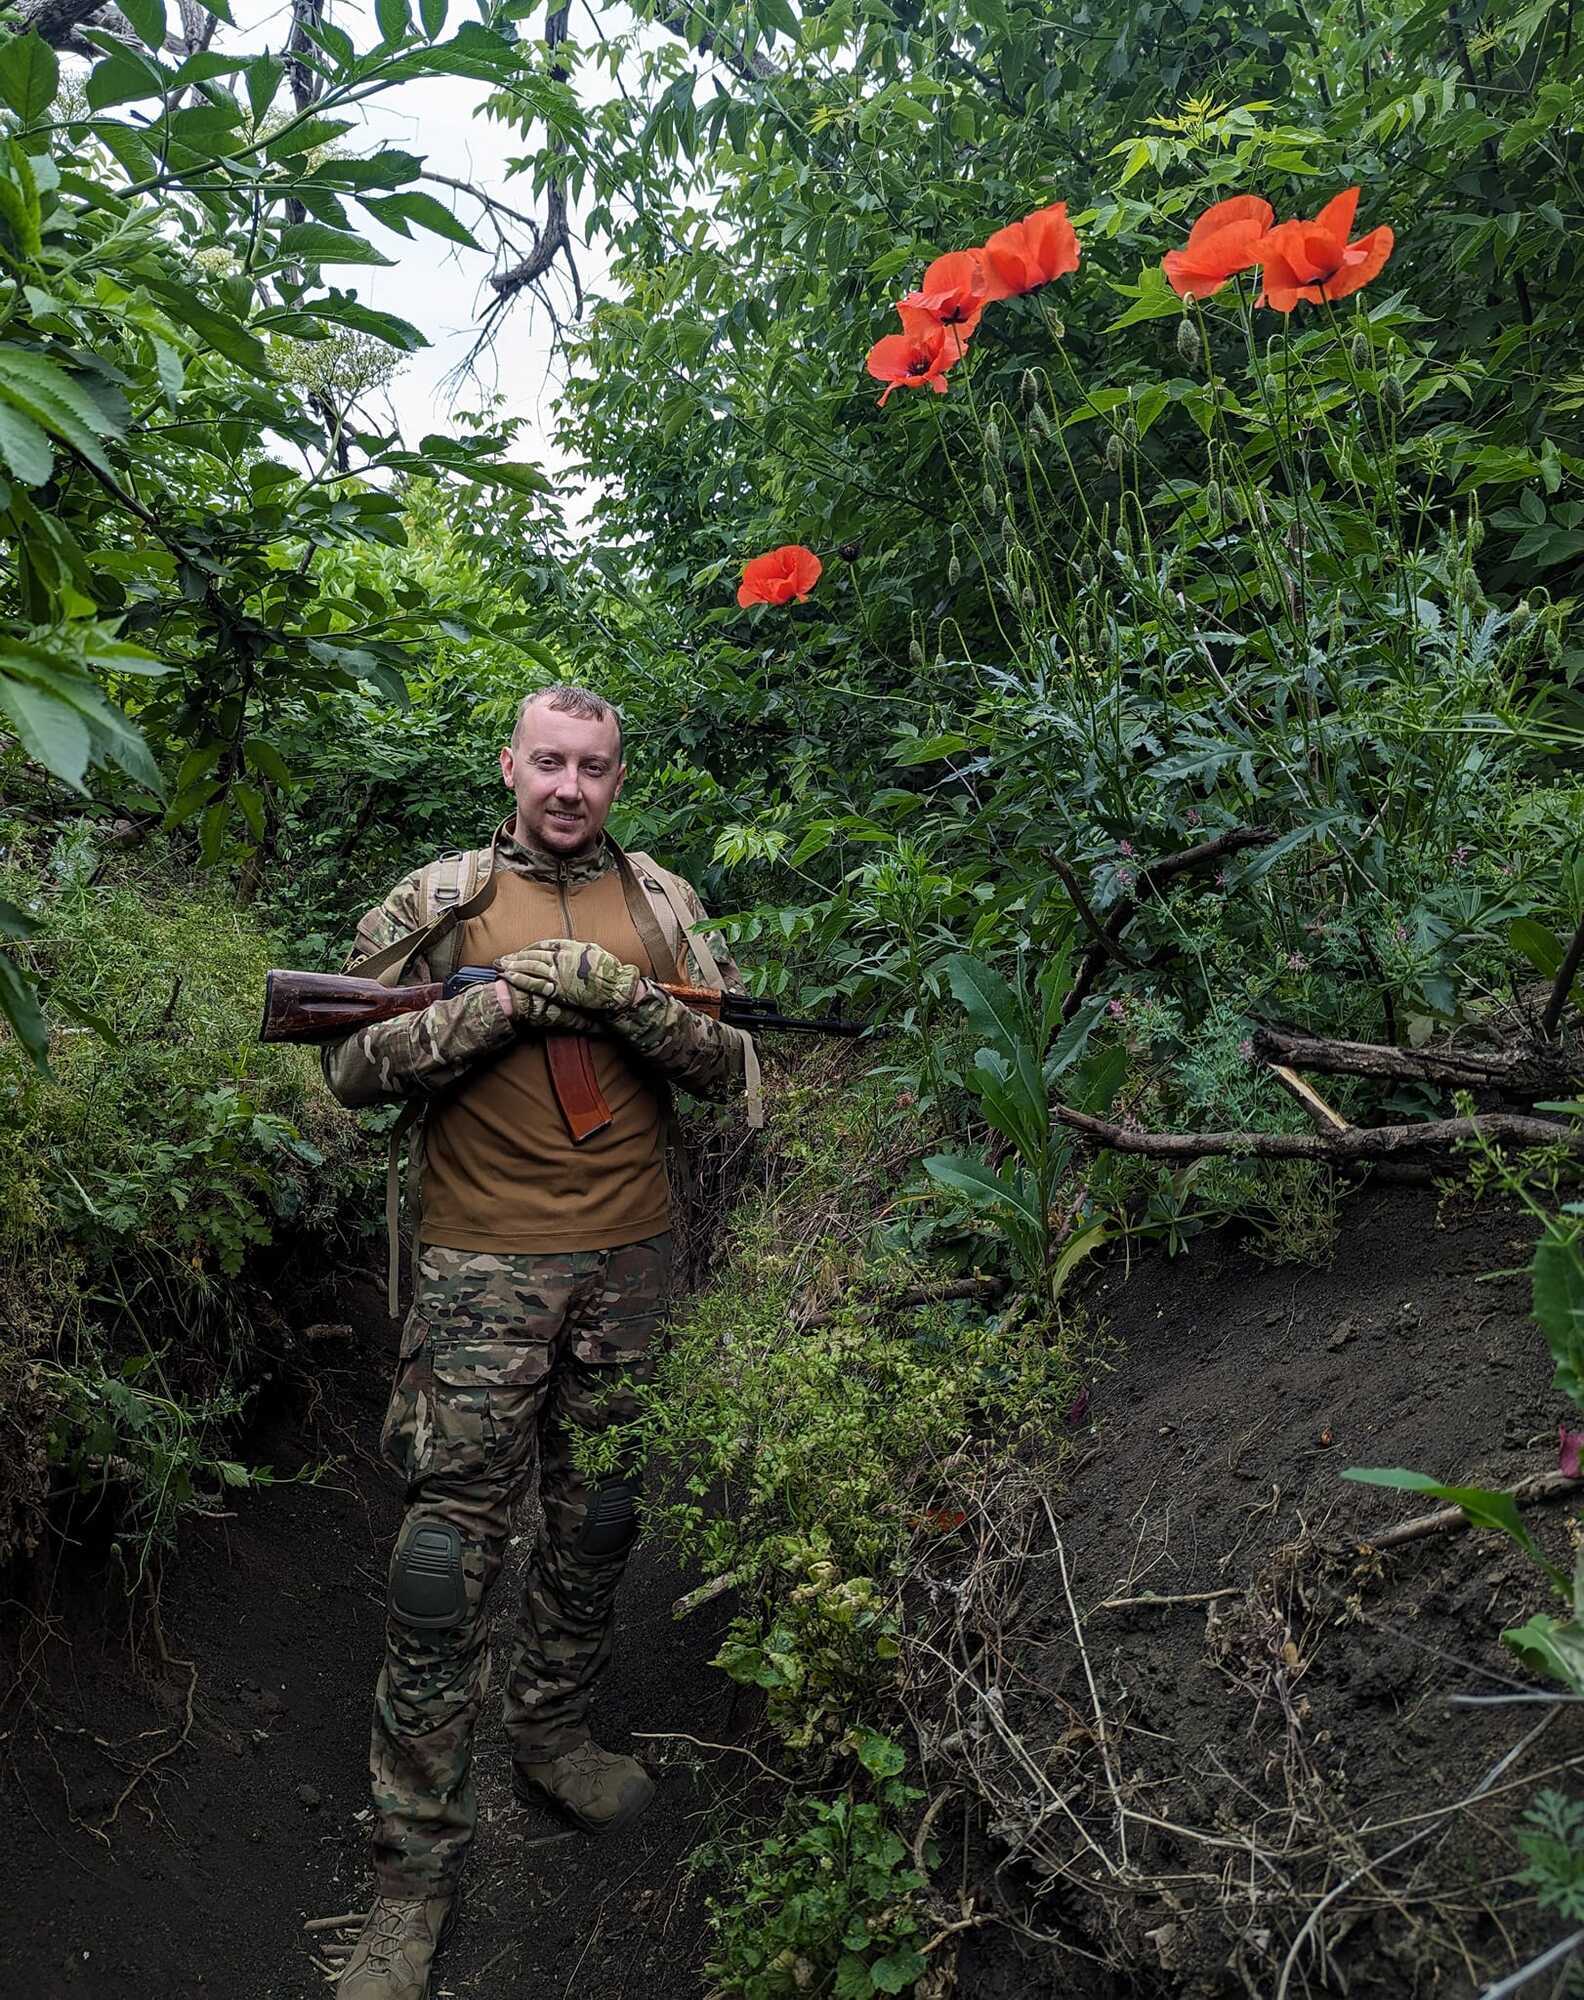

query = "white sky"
[[230, 1, 629, 478]]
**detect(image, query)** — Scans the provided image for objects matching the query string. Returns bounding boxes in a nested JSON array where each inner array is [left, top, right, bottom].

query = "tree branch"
[[1060, 826, 1274, 1022], [1542, 909, 1584, 1041], [1050, 1103, 1584, 1163], [1251, 1024, 1579, 1096]]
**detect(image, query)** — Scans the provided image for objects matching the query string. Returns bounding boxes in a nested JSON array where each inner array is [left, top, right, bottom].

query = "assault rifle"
[[260, 964, 866, 1142]]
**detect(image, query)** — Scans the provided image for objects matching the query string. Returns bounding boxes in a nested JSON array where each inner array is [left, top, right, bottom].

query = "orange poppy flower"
[[866, 305, 970, 406], [1162, 195, 1274, 299], [737, 545, 823, 607], [1257, 188, 1394, 310], [983, 201, 1080, 297], [901, 247, 1008, 333]]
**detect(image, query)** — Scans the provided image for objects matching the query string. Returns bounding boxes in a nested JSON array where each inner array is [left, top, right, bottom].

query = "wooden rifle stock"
[[261, 967, 731, 1147]]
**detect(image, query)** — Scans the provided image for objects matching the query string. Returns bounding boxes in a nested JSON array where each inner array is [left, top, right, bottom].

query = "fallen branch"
[[671, 1570, 740, 1619], [1047, 853, 1141, 970], [1542, 908, 1584, 1041], [630, 1729, 793, 1787], [1061, 826, 1274, 1021], [303, 1913, 363, 1934], [1093, 1587, 1242, 1613], [1253, 1025, 1576, 1096], [1051, 1103, 1584, 1163], [1266, 1063, 1350, 1135], [1360, 1470, 1583, 1553]]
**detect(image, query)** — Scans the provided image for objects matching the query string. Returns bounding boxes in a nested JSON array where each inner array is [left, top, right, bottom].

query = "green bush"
[[0, 820, 368, 1564]]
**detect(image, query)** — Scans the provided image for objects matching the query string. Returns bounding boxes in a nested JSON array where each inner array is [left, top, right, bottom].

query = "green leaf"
[[1343, 1467, 1567, 1587], [1512, 916, 1566, 980], [0, 34, 60, 123], [849, 1728, 906, 1778], [242, 736, 290, 786], [276, 222, 394, 267], [924, 1152, 1043, 1231], [1504, 1613, 1584, 1695], [85, 47, 170, 112], [376, 0, 413, 39], [143, 280, 271, 375], [0, 393, 54, 485], [361, 188, 480, 249], [420, 0, 448, 34], [1533, 1228, 1584, 1402], [756, 0, 800, 40], [0, 674, 92, 789], [245, 54, 286, 122], [870, 1952, 927, 1995], [942, 952, 1026, 1067], [117, 0, 168, 51], [272, 296, 429, 352], [264, 115, 355, 161], [0, 949, 49, 1072], [892, 732, 971, 765]]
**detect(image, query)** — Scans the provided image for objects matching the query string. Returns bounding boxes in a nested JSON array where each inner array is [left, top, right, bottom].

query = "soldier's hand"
[[484, 965, 594, 1033], [497, 940, 643, 1016]]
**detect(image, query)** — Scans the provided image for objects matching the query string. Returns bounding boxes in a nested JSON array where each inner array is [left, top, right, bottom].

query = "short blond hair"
[[514, 683, 623, 759]]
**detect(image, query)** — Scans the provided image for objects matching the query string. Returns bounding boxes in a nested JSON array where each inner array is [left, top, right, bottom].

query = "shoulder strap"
[[371, 839, 497, 1312], [624, 849, 724, 990], [354, 844, 496, 991], [623, 848, 762, 1132]]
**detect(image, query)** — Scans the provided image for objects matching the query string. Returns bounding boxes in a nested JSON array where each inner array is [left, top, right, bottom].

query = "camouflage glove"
[[497, 939, 642, 1016], [488, 958, 596, 1033]]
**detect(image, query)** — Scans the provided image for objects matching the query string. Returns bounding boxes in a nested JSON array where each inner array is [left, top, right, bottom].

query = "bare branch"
[[1543, 908, 1584, 1041], [1050, 1102, 1584, 1163], [1060, 825, 1274, 1022], [657, 10, 779, 83], [1251, 1024, 1580, 1096]]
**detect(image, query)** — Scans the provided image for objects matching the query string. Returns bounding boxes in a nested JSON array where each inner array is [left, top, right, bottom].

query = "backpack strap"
[[371, 840, 497, 1313], [622, 845, 763, 1131]]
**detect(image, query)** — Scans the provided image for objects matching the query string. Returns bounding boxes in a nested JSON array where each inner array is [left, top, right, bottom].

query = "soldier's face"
[[500, 703, 625, 855]]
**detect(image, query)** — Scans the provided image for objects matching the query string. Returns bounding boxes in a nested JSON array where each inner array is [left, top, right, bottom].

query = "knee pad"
[[391, 1519, 466, 1630], [576, 1477, 640, 1562]]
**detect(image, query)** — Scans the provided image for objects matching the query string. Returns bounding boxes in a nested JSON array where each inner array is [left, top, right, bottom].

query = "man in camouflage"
[[319, 685, 753, 2000]]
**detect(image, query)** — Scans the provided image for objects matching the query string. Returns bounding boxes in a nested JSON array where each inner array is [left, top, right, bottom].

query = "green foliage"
[[44, 1353, 306, 1580], [0, 821, 362, 1556], [1518, 1791, 1584, 1924], [624, 1067, 1074, 1754], [704, 1782, 930, 2000]]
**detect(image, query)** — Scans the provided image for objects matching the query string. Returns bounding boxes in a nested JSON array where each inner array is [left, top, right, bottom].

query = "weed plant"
[[0, 820, 365, 1566]]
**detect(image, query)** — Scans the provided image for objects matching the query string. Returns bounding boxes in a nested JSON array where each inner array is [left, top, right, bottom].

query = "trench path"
[[6, 1277, 759, 2000]]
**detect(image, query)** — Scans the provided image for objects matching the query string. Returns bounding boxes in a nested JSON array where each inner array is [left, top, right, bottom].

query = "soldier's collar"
[[492, 813, 615, 888]]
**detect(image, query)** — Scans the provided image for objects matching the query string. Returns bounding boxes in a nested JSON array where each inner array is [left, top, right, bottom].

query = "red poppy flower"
[[900, 247, 1009, 333], [1257, 188, 1394, 310], [1162, 195, 1274, 299], [983, 201, 1081, 297], [737, 545, 822, 607], [866, 305, 970, 406]]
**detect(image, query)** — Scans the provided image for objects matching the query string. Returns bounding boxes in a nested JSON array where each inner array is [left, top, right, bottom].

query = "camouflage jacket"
[[320, 823, 750, 1113]]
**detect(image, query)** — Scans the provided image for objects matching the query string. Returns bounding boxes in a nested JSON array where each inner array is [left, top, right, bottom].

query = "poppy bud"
[[1123, 416, 1139, 448], [1512, 598, 1532, 632], [1544, 625, 1562, 661], [981, 481, 998, 511], [1021, 370, 1038, 408], [1350, 332, 1369, 372], [1381, 375, 1405, 416], [1465, 510, 1483, 555], [1022, 585, 1036, 611], [935, 650, 947, 673], [1047, 317, 1066, 341], [983, 417, 1001, 456], [947, 551, 961, 586], [1176, 317, 1201, 370], [909, 637, 926, 668], [1104, 432, 1124, 472]]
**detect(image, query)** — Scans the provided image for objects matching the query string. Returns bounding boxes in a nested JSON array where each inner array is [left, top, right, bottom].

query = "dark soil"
[[10, 1182, 1582, 2000], [1, 1277, 762, 2000], [953, 1185, 1583, 1999]]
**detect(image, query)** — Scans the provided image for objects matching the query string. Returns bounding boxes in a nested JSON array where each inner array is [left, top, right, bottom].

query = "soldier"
[[319, 684, 757, 2000]]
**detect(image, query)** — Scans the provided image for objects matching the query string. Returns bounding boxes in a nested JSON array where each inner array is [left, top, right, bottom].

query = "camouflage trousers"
[[370, 1232, 672, 1897]]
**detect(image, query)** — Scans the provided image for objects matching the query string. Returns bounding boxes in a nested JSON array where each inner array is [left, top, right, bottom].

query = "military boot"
[[512, 1736, 655, 1833], [336, 1892, 456, 2000]]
